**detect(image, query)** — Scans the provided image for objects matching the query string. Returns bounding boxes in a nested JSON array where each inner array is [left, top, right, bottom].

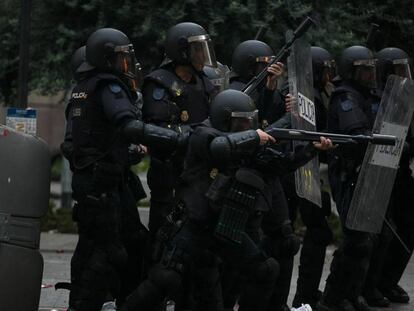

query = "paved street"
[[39, 207, 414, 311]]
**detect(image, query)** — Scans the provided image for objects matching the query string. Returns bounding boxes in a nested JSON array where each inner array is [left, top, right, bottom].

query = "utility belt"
[[206, 168, 268, 244], [73, 160, 125, 196]]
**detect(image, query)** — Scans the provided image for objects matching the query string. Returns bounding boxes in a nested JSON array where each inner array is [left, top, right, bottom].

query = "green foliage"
[[41, 200, 77, 233], [327, 213, 343, 245], [294, 210, 342, 245], [51, 155, 62, 181], [1, 1, 414, 104], [131, 155, 150, 174]]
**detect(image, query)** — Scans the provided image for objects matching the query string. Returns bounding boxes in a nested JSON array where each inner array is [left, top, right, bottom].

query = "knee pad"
[[251, 257, 280, 284], [275, 234, 301, 258], [148, 264, 182, 295], [267, 225, 301, 259], [343, 234, 374, 259]]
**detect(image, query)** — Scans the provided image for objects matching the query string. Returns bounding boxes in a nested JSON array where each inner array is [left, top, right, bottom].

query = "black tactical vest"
[[331, 83, 374, 131], [145, 67, 215, 125], [70, 73, 135, 170]]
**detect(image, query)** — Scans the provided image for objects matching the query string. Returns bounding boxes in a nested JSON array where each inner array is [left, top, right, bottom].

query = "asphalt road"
[[38, 207, 414, 311]]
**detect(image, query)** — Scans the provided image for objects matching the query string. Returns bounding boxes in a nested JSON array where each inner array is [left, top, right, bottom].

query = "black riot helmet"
[[80, 28, 141, 91], [71, 46, 86, 80], [165, 22, 217, 71], [311, 46, 336, 89], [203, 61, 230, 93], [377, 47, 411, 88], [338, 45, 377, 89], [210, 89, 258, 132], [231, 40, 274, 81]]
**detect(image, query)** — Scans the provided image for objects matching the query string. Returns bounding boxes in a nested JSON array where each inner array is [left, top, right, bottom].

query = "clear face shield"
[[230, 110, 259, 132], [353, 59, 378, 89], [188, 34, 217, 71], [393, 59, 412, 79], [113, 44, 141, 91]]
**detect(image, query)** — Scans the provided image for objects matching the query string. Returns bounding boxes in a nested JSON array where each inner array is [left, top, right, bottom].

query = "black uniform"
[[120, 121, 280, 311], [66, 69, 185, 310], [229, 76, 301, 311], [378, 127, 414, 301], [67, 73, 145, 310], [320, 81, 377, 311], [364, 47, 414, 306], [292, 86, 333, 309], [142, 64, 215, 239]]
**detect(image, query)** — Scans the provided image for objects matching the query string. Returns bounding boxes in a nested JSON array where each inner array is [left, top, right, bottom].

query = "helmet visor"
[[393, 59, 412, 79], [353, 59, 377, 89], [114, 44, 139, 78], [188, 34, 217, 69], [113, 44, 141, 91], [230, 110, 259, 132], [254, 56, 275, 75]]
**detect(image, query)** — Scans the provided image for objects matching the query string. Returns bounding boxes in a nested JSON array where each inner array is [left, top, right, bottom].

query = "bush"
[[41, 200, 77, 233]]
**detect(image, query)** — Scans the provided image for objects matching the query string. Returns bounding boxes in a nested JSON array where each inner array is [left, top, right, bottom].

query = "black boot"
[[352, 296, 373, 311], [317, 298, 356, 311], [380, 284, 410, 303], [363, 288, 390, 307], [292, 290, 322, 309]]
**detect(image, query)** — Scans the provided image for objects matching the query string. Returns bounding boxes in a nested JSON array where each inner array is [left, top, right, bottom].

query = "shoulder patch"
[[109, 83, 122, 94], [340, 99, 353, 112], [371, 102, 379, 114], [153, 87, 165, 100]]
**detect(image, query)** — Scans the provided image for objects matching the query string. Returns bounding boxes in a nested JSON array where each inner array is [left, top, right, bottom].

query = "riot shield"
[[346, 75, 414, 233], [286, 30, 321, 207], [0, 125, 51, 311]]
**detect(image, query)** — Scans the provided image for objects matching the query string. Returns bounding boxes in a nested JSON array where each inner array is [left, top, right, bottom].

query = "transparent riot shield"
[[346, 75, 414, 233], [286, 30, 321, 207], [0, 125, 51, 311]]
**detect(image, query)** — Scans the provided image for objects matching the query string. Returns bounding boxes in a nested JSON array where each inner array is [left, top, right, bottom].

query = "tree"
[[1, 0, 413, 105]]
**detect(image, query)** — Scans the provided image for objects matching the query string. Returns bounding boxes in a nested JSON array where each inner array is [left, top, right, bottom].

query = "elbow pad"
[[123, 120, 181, 152], [210, 130, 259, 162]]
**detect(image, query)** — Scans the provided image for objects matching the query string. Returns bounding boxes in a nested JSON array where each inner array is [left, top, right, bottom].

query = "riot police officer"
[[65, 28, 186, 311], [292, 46, 335, 309], [229, 39, 299, 311], [120, 89, 280, 311], [142, 22, 217, 241], [230, 39, 286, 128], [373, 47, 413, 305], [318, 46, 379, 311]]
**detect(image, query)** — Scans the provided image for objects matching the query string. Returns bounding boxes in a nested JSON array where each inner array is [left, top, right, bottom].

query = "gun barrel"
[[371, 134, 397, 146], [293, 17, 315, 39], [266, 128, 397, 146]]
